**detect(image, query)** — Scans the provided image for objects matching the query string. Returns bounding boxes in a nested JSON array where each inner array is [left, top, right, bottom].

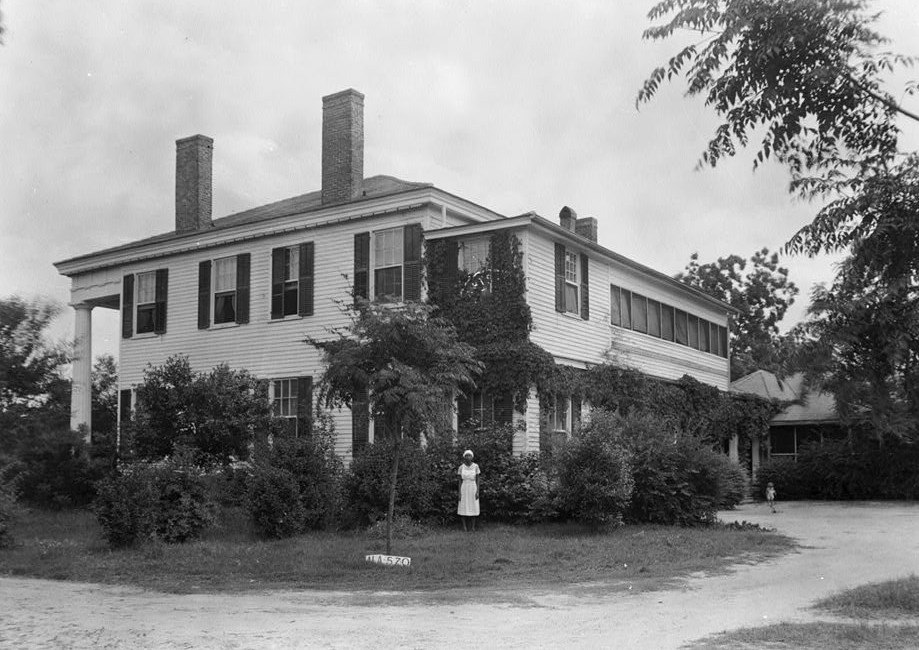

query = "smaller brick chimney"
[[322, 89, 364, 205], [559, 206, 577, 232], [575, 217, 598, 242], [175, 135, 213, 233]]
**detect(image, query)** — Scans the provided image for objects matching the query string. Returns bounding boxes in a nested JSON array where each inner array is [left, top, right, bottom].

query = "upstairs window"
[[461, 238, 489, 273], [354, 225, 422, 303], [197, 254, 250, 329], [271, 243, 314, 319], [122, 269, 168, 338], [554, 243, 589, 320]]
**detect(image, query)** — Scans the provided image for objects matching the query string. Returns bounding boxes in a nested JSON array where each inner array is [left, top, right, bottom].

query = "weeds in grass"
[[814, 575, 919, 619], [686, 621, 919, 650]]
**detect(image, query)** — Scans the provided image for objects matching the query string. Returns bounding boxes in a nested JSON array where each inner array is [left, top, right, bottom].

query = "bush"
[[0, 462, 21, 549], [753, 457, 809, 501], [246, 464, 307, 539], [342, 439, 432, 527], [709, 453, 749, 509], [616, 411, 722, 525], [554, 411, 633, 527], [12, 427, 107, 509], [93, 459, 215, 548]]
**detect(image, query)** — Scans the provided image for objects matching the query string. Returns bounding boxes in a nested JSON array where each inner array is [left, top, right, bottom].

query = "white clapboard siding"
[[524, 229, 731, 390], [118, 204, 442, 460]]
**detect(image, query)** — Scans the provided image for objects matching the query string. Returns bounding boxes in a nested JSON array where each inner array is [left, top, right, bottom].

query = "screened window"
[[675, 309, 689, 345], [550, 395, 570, 432], [610, 285, 621, 326], [136, 271, 157, 334], [374, 227, 404, 300], [647, 299, 661, 337], [688, 314, 700, 350], [461, 238, 489, 273], [632, 293, 648, 334], [661, 304, 674, 341], [701, 321, 712, 353], [619, 289, 632, 329], [213, 256, 237, 324]]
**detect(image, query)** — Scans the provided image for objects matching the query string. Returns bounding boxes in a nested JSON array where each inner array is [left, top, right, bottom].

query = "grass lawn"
[[687, 576, 919, 650], [0, 507, 793, 595]]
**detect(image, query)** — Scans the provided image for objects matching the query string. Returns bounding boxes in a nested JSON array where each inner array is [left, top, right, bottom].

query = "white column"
[[728, 433, 739, 463], [70, 303, 93, 442]]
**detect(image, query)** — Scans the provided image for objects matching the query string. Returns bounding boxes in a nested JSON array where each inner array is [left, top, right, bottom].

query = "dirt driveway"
[[2, 501, 918, 649]]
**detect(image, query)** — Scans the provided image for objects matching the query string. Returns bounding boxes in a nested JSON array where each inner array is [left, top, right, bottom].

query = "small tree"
[[311, 300, 481, 553], [129, 356, 273, 466]]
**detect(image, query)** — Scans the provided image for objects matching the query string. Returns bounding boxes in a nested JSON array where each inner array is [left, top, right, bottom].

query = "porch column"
[[728, 433, 739, 463], [70, 302, 93, 442]]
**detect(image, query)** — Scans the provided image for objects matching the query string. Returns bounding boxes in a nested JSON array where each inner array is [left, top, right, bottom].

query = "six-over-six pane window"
[[610, 283, 728, 358]]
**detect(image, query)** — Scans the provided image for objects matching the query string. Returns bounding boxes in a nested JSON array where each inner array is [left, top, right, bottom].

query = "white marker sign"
[[365, 554, 412, 567]]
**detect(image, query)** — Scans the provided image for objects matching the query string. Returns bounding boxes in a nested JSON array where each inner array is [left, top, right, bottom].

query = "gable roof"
[[56, 175, 431, 268], [731, 370, 838, 425]]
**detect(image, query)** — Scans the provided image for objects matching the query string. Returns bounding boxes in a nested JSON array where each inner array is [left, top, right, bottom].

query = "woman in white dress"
[[457, 449, 480, 531]]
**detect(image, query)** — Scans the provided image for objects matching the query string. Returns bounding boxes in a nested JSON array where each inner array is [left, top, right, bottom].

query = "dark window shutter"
[[554, 243, 565, 313], [354, 233, 370, 301], [572, 397, 582, 433], [495, 394, 514, 427], [297, 376, 313, 436], [198, 261, 211, 329], [270, 248, 285, 319], [119, 389, 133, 425], [235, 253, 250, 324], [154, 269, 168, 334], [121, 274, 134, 339], [299, 242, 314, 317], [442, 239, 459, 303], [403, 224, 423, 302], [352, 385, 370, 454], [580, 254, 589, 320]]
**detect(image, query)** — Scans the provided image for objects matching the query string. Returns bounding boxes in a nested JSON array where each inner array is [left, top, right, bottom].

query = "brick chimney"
[[322, 89, 364, 205], [576, 217, 598, 242], [559, 206, 577, 232], [175, 135, 213, 233]]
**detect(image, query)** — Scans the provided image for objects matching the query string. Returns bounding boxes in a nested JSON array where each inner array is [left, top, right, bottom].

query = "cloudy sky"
[[2, 0, 918, 362]]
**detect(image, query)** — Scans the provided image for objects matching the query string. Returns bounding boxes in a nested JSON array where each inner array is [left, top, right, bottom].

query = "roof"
[[731, 370, 839, 425], [56, 175, 432, 267]]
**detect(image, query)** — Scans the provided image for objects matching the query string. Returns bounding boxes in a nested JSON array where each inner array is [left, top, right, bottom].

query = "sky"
[[1, 0, 918, 364]]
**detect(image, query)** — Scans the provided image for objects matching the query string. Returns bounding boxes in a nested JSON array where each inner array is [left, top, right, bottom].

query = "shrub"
[[554, 411, 633, 527], [342, 439, 432, 527], [0, 462, 21, 549], [753, 457, 810, 501], [12, 427, 106, 508], [246, 464, 307, 539], [616, 411, 722, 525], [709, 453, 749, 509], [93, 459, 214, 548]]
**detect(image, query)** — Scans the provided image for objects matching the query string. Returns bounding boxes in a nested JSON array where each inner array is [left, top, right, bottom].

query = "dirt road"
[[2, 502, 918, 649]]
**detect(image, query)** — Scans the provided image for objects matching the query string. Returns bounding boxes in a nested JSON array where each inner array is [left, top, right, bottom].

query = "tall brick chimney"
[[559, 206, 577, 232], [322, 89, 364, 205], [575, 217, 598, 242], [175, 134, 213, 233]]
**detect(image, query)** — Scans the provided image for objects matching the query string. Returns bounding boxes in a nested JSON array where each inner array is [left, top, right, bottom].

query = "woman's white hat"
[[463, 449, 474, 458]]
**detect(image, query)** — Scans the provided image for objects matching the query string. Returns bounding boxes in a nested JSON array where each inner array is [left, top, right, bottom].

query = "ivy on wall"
[[425, 230, 555, 410]]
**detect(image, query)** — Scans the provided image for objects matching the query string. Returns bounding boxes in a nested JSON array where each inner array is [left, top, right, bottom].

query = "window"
[[271, 377, 312, 437], [700, 321, 712, 353], [675, 309, 689, 345], [688, 314, 700, 350], [214, 256, 237, 324], [661, 304, 674, 341], [632, 293, 648, 334], [549, 395, 570, 432], [355, 225, 422, 303], [648, 299, 661, 337], [610, 285, 621, 326], [554, 244, 589, 319], [197, 254, 250, 329], [122, 269, 168, 338], [458, 392, 513, 428], [461, 238, 489, 273], [619, 288, 632, 329], [374, 227, 403, 299], [271, 243, 314, 319]]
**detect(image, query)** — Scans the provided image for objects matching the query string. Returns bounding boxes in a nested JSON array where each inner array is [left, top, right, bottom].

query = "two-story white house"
[[55, 89, 734, 462]]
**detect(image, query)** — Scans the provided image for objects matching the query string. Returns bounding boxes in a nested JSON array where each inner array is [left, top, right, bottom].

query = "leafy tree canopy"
[[639, 0, 917, 206], [311, 300, 482, 436], [677, 248, 799, 379]]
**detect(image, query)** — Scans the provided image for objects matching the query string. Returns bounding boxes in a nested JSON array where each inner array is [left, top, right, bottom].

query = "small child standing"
[[765, 482, 777, 513]]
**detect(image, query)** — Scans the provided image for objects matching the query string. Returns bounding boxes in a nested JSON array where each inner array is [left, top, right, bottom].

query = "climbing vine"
[[425, 230, 555, 410]]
